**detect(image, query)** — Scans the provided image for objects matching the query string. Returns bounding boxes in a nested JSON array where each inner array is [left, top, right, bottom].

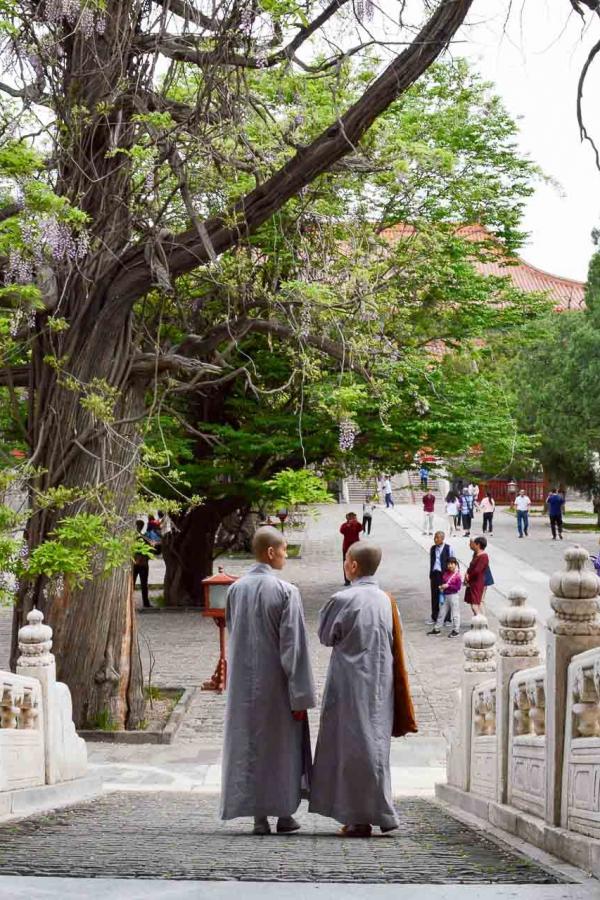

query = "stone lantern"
[[201, 567, 238, 693]]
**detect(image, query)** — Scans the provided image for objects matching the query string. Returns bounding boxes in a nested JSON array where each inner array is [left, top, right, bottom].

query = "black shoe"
[[427, 627, 441, 635], [448, 630, 460, 638], [253, 818, 271, 835], [559, 534, 563, 540]]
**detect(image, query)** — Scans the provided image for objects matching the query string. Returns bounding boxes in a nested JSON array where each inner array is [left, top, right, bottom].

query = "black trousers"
[[430, 572, 451, 622], [482, 512, 494, 533], [133, 564, 150, 607], [362, 515, 372, 535], [550, 514, 563, 538], [461, 513, 472, 533]]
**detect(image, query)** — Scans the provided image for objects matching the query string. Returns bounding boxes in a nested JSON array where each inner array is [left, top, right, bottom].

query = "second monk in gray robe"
[[220, 562, 316, 820], [309, 576, 398, 830]]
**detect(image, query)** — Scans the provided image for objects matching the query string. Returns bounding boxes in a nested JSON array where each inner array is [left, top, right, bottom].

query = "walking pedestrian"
[[419, 465, 429, 489], [546, 488, 564, 540], [480, 492, 495, 534], [133, 519, 152, 608], [427, 557, 462, 637], [464, 536, 489, 616], [362, 496, 375, 535], [309, 542, 416, 837], [383, 476, 394, 508], [514, 489, 531, 538], [422, 488, 436, 535], [460, 488, 475, 537], [445, 492, 459, 536], [220, 526, 316, 835], [340, 512, 363, 585], [427, 531, 454, 626]]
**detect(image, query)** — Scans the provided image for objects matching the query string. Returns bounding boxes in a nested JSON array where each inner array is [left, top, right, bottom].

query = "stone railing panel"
[[0, 673, 45, 791], [470, 679, 497, 800], [562, 646, 600, 837], [507, 665, 546, 819]]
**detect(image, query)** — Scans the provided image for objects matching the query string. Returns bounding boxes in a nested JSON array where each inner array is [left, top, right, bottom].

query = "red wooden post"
[[200, 567, 238, 694]]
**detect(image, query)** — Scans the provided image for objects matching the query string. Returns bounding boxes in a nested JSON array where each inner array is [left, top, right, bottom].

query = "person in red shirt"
[[422, 490, 436, 535], [340, 512, 363, 585]]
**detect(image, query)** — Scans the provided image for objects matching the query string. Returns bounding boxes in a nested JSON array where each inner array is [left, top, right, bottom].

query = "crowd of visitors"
[[215, 473, 579, 840]]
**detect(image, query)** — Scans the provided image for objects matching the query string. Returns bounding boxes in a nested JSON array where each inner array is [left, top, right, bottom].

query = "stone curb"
[[0, 773, 103, 824], [78, 686, 197, 745], [435, 782, 600, 882]]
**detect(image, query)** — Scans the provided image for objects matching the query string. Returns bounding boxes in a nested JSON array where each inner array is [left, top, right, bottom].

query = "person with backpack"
[[459, 489, 474, 537]]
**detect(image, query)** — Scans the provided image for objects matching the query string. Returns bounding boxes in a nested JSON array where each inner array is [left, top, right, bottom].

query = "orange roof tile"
[[381, 223, 585, 310]]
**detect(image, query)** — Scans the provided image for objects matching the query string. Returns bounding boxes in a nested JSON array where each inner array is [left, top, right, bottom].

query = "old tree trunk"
[[11, 4, 148, 728]]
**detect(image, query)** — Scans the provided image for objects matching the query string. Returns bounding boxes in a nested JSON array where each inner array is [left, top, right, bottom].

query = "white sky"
[[458, 1, 600, 281]]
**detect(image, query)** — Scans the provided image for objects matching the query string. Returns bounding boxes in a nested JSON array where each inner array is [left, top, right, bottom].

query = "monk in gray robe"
[[220, 526, 316, 835], [309, 542, 398, 837]]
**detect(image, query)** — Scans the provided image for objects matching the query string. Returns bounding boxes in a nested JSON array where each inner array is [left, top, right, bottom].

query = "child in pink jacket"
[[427, 558, 462, 638]]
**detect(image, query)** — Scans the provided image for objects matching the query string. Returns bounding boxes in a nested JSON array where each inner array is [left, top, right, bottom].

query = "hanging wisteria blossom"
[[43, 0, 106, 35], [5, 250, 34, 285], [339, 418, 359, 452]]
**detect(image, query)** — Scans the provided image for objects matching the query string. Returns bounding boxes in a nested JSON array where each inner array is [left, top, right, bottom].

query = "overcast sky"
[[457, 1, 600, 281]]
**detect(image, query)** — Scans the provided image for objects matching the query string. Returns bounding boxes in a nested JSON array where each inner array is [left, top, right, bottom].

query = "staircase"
[[407, 471, 447, 505], [345, 477, 379, 503]]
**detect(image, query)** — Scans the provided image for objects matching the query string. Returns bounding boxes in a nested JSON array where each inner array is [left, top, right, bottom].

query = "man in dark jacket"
[[427, 531, 454, 625], [546, 488, 565, 540]]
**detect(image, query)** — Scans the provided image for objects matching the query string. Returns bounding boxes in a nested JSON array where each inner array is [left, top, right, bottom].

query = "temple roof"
[[382, 222, 585, 310]]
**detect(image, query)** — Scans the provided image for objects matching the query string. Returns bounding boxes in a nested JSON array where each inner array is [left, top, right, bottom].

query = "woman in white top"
[[445, 493, 459, 535], [479, 492, 495, 535]]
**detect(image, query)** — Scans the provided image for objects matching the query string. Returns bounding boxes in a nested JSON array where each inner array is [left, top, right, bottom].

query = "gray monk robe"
[[220, 562, 316, 820], [309, 576, 398, 829]]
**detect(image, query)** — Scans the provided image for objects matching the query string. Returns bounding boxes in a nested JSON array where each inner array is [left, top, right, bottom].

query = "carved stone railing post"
[[545, 546, 600, 825], [495, 586, 540, 804], [17, 608, 87, 785], [447, 614, 496, 791]]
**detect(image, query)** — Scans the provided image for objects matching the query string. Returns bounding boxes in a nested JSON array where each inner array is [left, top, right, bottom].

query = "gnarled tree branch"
[[107, 0, 474, 310]]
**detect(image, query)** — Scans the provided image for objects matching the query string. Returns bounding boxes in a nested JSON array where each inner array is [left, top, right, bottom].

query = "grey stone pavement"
[[0, 793, 572, 884]]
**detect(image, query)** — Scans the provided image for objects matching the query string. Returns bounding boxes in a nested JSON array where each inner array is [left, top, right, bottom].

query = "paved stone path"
[[0, 793, 566, 884]]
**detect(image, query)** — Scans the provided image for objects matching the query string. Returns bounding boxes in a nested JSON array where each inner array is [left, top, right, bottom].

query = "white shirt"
[[515, 495, 531, 511], [446, 500, 459, 515], [384, 479, 392, 493], [433, 543, 454, 572]]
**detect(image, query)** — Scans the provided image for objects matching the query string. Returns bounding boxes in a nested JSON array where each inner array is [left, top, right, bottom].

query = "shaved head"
[[347, 542, 382, 576], [252, 526, 286, 559]]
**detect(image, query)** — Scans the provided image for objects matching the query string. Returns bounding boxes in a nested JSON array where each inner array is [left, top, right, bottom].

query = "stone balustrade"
[[0, 608, 95, 819], [508, 665, 546, 819], [438, 545, 600, 878], [470, 679, 497, 800], [562, 646, 600, 838], [0, 673, 45, 792]]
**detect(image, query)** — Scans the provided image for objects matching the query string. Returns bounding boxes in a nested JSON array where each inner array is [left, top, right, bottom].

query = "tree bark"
[[11, 323, 147, 729], [163, 499, 246, 606]]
